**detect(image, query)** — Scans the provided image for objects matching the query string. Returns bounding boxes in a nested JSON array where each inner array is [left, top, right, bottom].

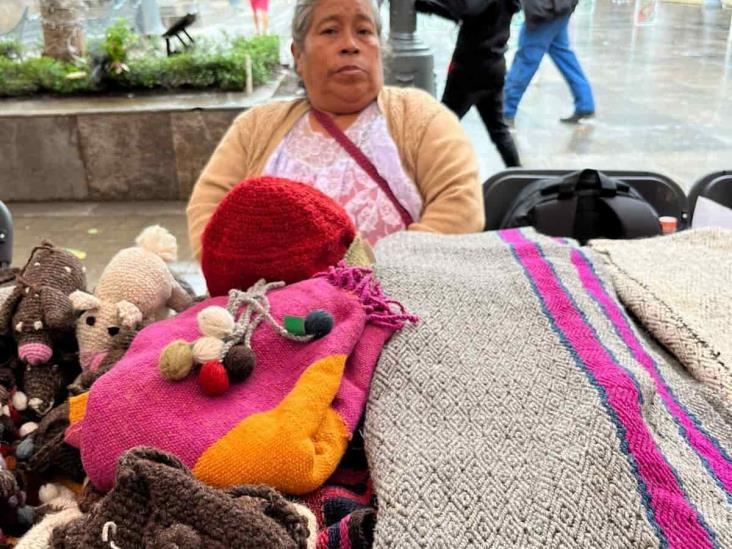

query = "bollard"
[[384, 0, 435, 95], [245, 54, 253, 95]]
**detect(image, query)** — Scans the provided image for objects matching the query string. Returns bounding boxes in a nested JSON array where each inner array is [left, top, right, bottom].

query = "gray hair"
[[291, 0, 383, 49]]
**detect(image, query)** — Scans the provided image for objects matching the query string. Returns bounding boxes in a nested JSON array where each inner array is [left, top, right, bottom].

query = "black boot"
[[560, 111, 595, 124]]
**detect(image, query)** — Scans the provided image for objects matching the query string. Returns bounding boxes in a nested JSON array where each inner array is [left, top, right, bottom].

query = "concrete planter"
[[0, 74, 286, 202]]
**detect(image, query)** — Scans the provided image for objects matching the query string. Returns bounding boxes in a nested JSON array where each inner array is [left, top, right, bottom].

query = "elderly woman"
[[187, 0, 484, 258]]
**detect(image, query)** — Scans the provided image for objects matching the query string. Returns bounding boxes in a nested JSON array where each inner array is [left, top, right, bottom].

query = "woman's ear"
[[291, 41, 302, 76]]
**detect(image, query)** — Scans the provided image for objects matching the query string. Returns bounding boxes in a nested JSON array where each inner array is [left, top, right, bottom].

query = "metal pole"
[[384, 0, 435, 95], [0, 201, 13, 269]]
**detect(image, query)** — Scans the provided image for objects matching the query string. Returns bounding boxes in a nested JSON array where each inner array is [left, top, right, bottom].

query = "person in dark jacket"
[[418, 0, 522, 167], [503, 0, 595, 124]]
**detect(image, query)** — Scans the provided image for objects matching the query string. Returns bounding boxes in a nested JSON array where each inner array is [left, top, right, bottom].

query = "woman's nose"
[[339, 32, 360, 54]]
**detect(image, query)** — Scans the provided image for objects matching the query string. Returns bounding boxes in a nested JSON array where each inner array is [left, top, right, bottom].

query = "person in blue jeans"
[[504, 14, 595, 125]]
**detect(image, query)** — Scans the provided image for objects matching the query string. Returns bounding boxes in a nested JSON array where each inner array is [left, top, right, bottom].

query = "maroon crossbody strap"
[[311, 108, 414, 227]]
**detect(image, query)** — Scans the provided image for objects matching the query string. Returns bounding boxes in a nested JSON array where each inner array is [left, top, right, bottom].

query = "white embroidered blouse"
[[263, 103, 423, 246]]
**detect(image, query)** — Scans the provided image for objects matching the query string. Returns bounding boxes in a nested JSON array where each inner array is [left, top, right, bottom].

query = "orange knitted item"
[[201, 177, 356, 297]]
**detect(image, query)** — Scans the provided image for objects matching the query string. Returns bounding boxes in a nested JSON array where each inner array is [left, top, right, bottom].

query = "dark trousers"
[[442, 60, 521, 168]]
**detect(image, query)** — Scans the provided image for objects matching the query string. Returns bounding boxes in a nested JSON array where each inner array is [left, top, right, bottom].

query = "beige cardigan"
[[187, 86, 484, 258]]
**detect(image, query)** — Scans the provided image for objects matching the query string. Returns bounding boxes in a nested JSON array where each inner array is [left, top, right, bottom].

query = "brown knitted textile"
[[21, 356, 80, 417], [0, 242, 86, 366], [24, 402, 85, 482], [51, 447, 311, 549]]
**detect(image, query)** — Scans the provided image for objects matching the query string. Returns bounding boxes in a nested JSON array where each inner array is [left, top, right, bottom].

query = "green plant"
[[102, 18, 139, 73], [0, 39, 22, 60], [0, 56, 92, 96], [0, 32, 279, 97]]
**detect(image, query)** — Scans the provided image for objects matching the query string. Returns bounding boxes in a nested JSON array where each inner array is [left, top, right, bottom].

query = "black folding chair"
[[0, 202, 13, 269], [688, 171, 732, 223], [483, 169, 689, 231]]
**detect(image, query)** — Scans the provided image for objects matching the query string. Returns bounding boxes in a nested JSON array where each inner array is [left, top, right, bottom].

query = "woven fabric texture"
[[365, 229, 732, 548], [591, 228, 732, 406]]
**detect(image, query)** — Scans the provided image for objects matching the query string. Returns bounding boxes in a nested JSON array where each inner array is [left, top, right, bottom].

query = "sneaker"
[[560, 111, 595, 124]]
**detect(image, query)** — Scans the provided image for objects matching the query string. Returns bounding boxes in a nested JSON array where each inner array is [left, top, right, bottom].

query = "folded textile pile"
[[7, 176, 392, 547], [591, 227, 732, 406], [366, 229, 732, 548], [72, 265, 413, 495]]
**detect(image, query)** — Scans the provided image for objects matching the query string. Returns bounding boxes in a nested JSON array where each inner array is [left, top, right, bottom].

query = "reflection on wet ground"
[[416, 1, 732, 187]]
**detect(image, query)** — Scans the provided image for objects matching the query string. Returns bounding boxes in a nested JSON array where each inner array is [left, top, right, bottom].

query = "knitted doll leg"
[[166, 279, 195, 312]]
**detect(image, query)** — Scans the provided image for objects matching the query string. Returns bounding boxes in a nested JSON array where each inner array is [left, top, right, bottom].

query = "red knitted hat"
[[201, 177, 357, 297]]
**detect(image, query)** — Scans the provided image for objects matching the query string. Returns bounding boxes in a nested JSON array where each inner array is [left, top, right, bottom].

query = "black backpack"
[[522, 0, 579, 28], [500, 169, 662, 243]]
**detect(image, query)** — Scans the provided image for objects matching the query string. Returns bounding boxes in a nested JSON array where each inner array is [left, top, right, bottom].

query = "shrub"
[[0, 56, 93, 96], [0, 21, 280, 98], [102, 18, 139, 72], [0, 39, 22, 60]]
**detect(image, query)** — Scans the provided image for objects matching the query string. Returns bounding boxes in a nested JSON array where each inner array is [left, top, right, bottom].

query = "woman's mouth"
[[335, 65, 365, 75]]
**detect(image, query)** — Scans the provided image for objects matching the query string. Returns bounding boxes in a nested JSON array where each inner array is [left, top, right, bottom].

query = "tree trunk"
[[40, 0, 86, 61]]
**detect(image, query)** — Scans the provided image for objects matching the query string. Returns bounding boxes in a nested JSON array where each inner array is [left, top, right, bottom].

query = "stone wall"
[[0, 108, 238, 201], [0, 80, 287, 202]]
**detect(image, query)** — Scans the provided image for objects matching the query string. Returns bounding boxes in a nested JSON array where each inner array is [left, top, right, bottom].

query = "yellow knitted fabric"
[[192, 354, 349, 495], [344, 235, 376, 268], [68, 392, 88, 427]]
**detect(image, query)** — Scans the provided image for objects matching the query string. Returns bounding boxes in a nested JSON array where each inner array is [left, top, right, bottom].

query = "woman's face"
[[292, 0, 383, 115]]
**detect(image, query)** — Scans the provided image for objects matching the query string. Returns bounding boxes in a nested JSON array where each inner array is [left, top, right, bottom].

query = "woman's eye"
[[322, 27, 337, 35], [358, 28, 373, 35]]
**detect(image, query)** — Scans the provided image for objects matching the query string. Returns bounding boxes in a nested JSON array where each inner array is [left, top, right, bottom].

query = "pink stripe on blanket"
[[571, 249, 732, 496], [501, 229, 714, 549], [338, 514, 352, 549]]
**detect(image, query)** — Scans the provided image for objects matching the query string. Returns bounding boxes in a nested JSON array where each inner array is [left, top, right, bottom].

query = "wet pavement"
[[6, 201, 203, 295], [3, 0, 732, 289]]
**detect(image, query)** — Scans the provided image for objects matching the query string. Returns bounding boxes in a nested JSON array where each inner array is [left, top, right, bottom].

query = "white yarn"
[[135, 225, 178, 263], [38, 483, 60, 504], [102, 521, 123, 549], [12, 390, 28, 411], [39, 483, 75, 505], [197, 306, 235, 339], [192, 337, 224, 364], [291, 502, 318, 549], [19, 422, 39, 437]]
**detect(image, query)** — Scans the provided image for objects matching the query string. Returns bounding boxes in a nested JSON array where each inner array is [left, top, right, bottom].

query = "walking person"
[[504, 0, 595, 125], [418, 0, 522, 167], [249, 0, 270, 34]]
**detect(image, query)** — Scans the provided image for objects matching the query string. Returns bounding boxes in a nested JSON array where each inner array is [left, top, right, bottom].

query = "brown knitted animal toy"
[[70, 226, 193, 371], [50, 447, 314, 549], [20, 355, 80, 418], [0, 242, 86, 366], [15, 401, 85, 483]]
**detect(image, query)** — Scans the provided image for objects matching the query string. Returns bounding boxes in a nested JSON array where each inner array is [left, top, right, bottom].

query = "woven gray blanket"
[[591, 228, 732, 407], [366, 229, 731, 548]]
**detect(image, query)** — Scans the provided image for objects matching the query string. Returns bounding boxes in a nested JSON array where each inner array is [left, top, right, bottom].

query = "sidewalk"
[[6, 201, 203, 294]]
